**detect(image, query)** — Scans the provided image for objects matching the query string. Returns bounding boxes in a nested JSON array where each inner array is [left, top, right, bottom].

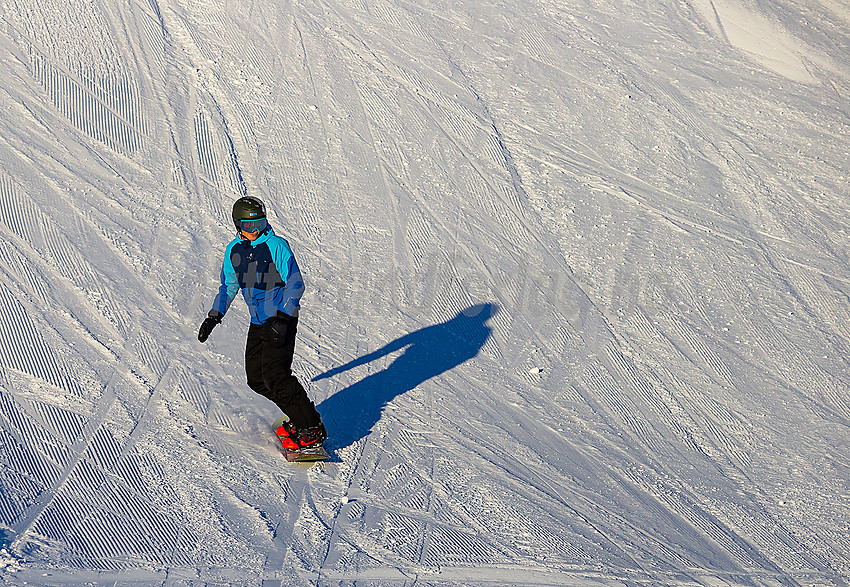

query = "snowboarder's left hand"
[[267, 314, 291, 347]]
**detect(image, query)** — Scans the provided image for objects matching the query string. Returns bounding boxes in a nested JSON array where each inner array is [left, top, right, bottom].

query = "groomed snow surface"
[[0, 0, 848, 585]]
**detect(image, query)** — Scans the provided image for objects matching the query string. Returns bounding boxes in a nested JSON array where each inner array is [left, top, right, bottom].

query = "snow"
[[0, 0, 848, 585]]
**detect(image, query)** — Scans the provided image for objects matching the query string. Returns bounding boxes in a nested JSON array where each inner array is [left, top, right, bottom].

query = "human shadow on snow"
[[314, 303, 497, 451]]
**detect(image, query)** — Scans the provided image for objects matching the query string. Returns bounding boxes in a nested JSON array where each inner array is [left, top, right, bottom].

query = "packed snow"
[[0, 0, 848, 585]]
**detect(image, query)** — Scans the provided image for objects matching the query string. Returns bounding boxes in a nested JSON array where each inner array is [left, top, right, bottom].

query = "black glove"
[[198, 313, 222, 343], [266, 314, 292, 348]]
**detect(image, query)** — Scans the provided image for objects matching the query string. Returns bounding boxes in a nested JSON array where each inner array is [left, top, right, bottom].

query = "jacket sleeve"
[[210, 242, 239, 318], [271, 239, 304, 317]]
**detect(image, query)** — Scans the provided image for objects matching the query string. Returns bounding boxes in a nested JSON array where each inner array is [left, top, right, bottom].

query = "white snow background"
[[0, 0, 848, 585]]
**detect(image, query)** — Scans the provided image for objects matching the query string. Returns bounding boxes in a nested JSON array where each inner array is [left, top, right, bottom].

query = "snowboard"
[[272, 415, 330, 462]]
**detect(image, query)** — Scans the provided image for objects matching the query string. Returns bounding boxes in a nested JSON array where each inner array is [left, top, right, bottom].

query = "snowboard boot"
[[282, 423, 326, 450], [276, 420, 294, 442]]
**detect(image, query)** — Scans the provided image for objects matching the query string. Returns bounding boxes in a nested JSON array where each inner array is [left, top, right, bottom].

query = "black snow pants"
[[245, 313, 321, 429]]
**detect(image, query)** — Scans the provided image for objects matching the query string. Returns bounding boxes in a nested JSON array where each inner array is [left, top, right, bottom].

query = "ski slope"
[[0, 0, 848, 584]]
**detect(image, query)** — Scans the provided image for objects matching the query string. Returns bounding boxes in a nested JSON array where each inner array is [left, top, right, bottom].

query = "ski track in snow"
[[0, 0, 849, 585]]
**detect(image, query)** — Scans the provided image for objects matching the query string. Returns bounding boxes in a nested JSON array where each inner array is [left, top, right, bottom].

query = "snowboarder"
[[197, 196, 326, 451]]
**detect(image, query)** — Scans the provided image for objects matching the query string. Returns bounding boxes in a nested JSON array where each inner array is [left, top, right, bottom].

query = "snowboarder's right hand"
[[198, 313, 222, 343]]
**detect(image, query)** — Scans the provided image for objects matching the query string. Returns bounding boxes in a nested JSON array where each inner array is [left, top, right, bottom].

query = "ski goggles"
[[238, 217, 268, 233]]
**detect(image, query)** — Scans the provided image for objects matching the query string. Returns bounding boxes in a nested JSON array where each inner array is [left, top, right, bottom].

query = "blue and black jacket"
[[210, 225, 304, 324]]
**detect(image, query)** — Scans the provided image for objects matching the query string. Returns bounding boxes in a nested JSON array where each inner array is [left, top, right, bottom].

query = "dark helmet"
[[232, 196, 265, 228]]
